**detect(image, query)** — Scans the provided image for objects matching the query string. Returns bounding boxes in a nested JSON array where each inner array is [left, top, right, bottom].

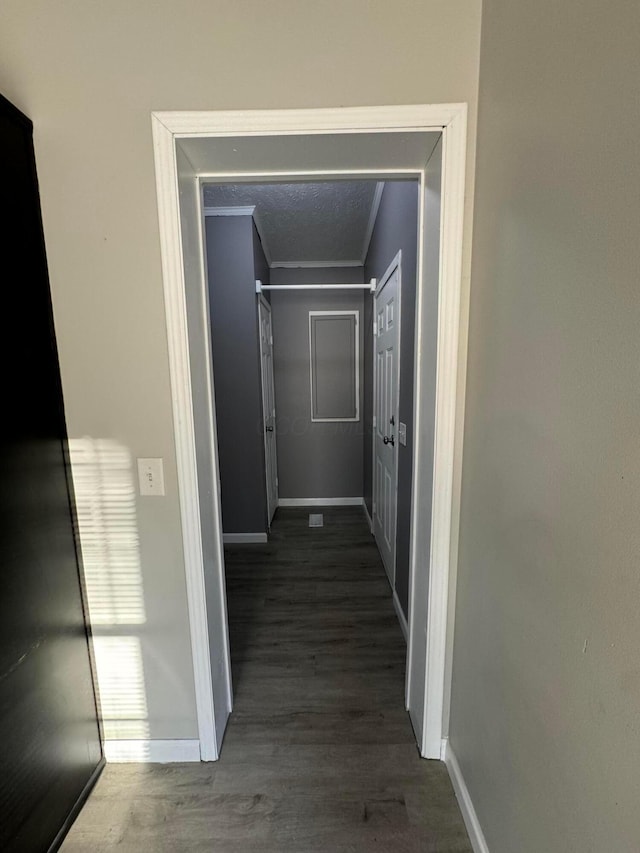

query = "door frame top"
[[151, 104, 467, 761]]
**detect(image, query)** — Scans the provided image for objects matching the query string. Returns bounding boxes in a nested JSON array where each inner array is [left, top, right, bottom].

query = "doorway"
[[152, 105, 467, 762]]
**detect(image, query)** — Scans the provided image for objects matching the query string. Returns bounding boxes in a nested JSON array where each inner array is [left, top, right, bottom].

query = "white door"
[[259, 296, 278, 524], [373, 258, 401, 584]]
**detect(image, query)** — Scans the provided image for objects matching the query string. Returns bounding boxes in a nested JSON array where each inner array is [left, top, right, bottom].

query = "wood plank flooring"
[[61, 507, 471, 852]]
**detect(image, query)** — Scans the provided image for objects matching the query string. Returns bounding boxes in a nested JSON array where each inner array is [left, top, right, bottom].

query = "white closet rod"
[[256, 279, 376, 294]]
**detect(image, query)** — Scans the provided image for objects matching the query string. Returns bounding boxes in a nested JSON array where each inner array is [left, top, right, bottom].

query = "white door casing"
[[407, 136, 444, 748], [151, 105, 468, 762], [258, 295, 278, 524], [373, 254, 401, 586]]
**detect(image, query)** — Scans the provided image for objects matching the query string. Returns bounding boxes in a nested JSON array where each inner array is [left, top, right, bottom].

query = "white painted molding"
[[362, 500, 374, 533], [393, 590, 409, 643], [278, 497, 364, 507], [152, 104, 468, 767], [270, 259, 364, 269], [198, 168, 419, 182], [203, 205, 256, 217], [222, 532, 268, 544], [152, 104, 465, 136], [443, 739, 490, 853], [361, 181, 385, 263], [419, 104, 467, 759], [104, 739, 201, 764], [151, 114, 219, 761]]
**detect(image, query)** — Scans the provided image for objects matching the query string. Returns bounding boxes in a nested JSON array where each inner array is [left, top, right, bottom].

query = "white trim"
[[412, 108, 467, 760], [151, 104, 468, 764], [203, 205, 256, 217], [151, 115, 220, 761], [309, 310, 360, 423], [196, 181, 235, 731], [278, 497, 363, 507], [271, 259, 363, 269], [393, 589, 409, 643], [361, 181, 385, 263], [152, 104, 463, 135], [443, 739, 491, 853], [222, 532, 268, 544], [104, 739, 201, 764], [362, 500, 374, 533], [197, 169, 420, 181]]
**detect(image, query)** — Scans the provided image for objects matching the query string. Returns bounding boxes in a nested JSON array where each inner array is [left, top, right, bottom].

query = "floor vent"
[[308, 513, 324, 528]]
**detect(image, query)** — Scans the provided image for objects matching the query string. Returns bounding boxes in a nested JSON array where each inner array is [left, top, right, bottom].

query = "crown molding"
[[202, 205, 255, 217]]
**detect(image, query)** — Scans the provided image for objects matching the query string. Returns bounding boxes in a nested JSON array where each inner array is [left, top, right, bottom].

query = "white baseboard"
[[363, 500, 374, 532], [393, 589, 409, 642], [222, 532, 268, 544], [278, 497, 364, 507], [442, 738, 490, 853], [103, 739, 201, 763]]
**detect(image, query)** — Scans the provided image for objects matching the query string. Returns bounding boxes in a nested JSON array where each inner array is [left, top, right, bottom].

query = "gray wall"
[[364, 181, 420, 617], [450, 2, 640, 851], [252, 221, 270, 295], [205, 215, 268, 534], [270, 267, 365, 499]]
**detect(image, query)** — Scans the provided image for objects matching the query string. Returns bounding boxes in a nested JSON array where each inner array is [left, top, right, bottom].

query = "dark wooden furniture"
[[0, 92, 103, 852]]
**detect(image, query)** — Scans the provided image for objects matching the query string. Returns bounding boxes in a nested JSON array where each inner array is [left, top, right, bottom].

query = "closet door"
[[0, 94, 103, 852]]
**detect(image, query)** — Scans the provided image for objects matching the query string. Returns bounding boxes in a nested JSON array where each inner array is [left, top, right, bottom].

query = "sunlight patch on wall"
[[70, 438, 145, 625], [69, 437, 149, 744], [93, 636, 150, 740]]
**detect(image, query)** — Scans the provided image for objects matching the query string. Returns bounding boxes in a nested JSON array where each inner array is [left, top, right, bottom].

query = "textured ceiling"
[[202, 181, 381, 265]]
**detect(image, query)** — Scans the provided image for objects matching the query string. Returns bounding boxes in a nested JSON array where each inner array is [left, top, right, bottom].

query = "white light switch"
[[137, 458, 165, 496], [399, 422, 407, 447]]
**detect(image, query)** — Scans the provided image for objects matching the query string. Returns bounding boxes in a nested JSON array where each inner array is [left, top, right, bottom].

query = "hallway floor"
[[61, 507, 471, 852]]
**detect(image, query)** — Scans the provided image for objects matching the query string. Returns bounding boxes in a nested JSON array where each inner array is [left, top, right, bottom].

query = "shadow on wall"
[[70, 438, 150, 759]]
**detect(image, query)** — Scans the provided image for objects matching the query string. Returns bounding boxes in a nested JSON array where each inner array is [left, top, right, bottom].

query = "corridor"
[[62, 508, 470, 852]]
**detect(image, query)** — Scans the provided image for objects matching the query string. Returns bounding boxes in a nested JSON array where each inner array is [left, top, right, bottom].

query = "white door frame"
[[151, 105, 467, 760], [372, 251, 402, 588]]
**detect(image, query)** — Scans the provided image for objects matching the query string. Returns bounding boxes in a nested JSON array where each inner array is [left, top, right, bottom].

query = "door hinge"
[[270, 335, 274, 346], [373, 321, 378, 335], [373, 415, 377, 428], [275, 477, 279, 486]]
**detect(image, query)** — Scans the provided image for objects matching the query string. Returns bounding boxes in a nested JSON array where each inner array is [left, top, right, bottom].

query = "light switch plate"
[[399, 422, 407, 447], [137, 457, 165, 496]]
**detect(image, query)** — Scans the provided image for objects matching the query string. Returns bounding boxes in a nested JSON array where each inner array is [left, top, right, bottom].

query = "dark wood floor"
[[62, 507, 471, 852]]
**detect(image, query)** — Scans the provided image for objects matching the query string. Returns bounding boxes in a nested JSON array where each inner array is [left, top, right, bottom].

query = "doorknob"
[[383, 435, 395, 446], [266, 426, 274, 432]]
